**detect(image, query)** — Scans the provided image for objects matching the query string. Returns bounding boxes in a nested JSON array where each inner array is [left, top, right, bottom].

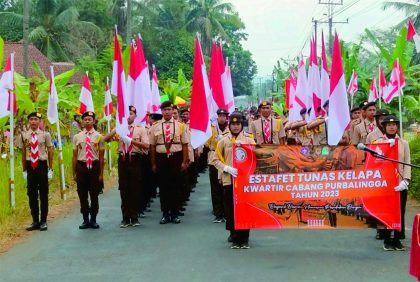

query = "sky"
[[227, 0, 407, 77]]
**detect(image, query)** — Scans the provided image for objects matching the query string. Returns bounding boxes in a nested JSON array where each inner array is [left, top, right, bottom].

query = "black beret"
[[381, 115, 399, 126], [300, 107, 307, 115], [362, 101, 376, 110], [27, 112, 42, 119], [229, 111, 244, 124], [81, 111, 95, 119], [129, 105, 137, 114], [374, 108, 389, 117], [350, 107, 360, 113], [359, 101, 368, 109], [216, 108, 229, 115], [161, 101, 173, 109], [258, 101, 272, 108]]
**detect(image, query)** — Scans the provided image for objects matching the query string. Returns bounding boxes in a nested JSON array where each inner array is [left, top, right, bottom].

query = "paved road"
[[0, 171, 415, 282]]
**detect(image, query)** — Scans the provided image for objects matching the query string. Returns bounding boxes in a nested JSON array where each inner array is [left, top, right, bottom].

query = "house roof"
[[2, 42, 83, 84]]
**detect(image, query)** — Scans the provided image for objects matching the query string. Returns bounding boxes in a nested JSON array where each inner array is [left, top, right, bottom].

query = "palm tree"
[[186, 0, 242, 55], [382, 0, 420, 27]]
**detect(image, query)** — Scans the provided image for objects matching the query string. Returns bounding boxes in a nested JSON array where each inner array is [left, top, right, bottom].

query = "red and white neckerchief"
[[263, 119, 271, 143], [85, 131, 93, 169], [164, 122, 171, 156], [123, 125, 135, 157], [368, 123, 375, 133], [30, 132, 39, 169]]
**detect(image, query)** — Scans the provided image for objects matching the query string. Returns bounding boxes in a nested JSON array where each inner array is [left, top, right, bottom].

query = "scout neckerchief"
[[261, 117, 273, 144], [122, 124, 134, 160], [162, 119, 175, 157], [30, 131, 39, 169], [364, 119, 376, 134], [85, 130, 93, 169]]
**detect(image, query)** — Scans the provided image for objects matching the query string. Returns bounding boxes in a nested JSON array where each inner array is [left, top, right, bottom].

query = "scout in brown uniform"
[[307, 100, 329, 145], [149, 101, 189, 224], [104, 106, 149, 227], [249, 101, 286, 145], [375, 116, 411, 251], [72, 111, 105, 229], [348, 106, 362, 140], [285, 107, 312, 145], [366, 109, 389, 144], [145, 113, 163, 202], [351, 101, 377, 145], [207, 108, 230, 223], [211, 112, 256, 249], [18, 112, 53, 231]]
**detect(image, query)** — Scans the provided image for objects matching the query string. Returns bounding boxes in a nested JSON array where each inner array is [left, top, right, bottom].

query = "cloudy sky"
[[227, 0, 407, 77]]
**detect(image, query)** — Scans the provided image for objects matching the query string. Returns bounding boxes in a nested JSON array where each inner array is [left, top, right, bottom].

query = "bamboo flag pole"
[[9, 53, 15, 208], [396, 59, 404, 137], [378, 65, 382, 109], [106, 77, 112, 172], [51, 66, 66, 200]]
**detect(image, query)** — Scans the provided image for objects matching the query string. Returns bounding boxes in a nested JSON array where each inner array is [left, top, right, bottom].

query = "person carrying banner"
[[72, 111, 105, 229], [103, 106, 149, 228], [211, 111, 256, 249], [366, 109, 389, 144], [149, 101, 189, 224], [18, 112, 54, 231], [249, 101, 286, 145], [207, 108, 230, 223], [351, 101, 377, 145], [375, 115, 410, 251]]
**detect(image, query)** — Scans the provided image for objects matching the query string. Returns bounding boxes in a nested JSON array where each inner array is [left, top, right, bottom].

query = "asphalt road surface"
[[0, 171, 415, 282]]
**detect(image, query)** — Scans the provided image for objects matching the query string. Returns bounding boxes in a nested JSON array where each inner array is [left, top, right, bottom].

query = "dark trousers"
[[223, 184, 249, 244], [156, 152, 183, 215], [209, 165, 224, 218], [26, 160, 48, 223], [76, 161, 100, 216], [384, 189, 407, 243], [118, 154, 142, 219], [140, 154, 153, 210]]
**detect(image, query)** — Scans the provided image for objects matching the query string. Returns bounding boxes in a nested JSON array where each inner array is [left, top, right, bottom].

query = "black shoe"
[[240, 243, 250, 249], [90, 220, 100, 229], [131, 218, 141, 227], [79, 221, 90, 229], [145, 208, 152, 213], [383, 243, 395, 251], [26, 222, 40, 231], [139, 212, 145, 218], [178, 211, 185, 216], [230, 243, 241, 249], [213, 217, 224, 223], [172, 216, 181, 224], [180, 207, 186, 211], [375, 231, 384, 240], [227, 236, 233, 243], [160, 216, 170, 224], [394, 241, 406, 251], [120, 219, 131, 228], [39, 222, 48, 231]]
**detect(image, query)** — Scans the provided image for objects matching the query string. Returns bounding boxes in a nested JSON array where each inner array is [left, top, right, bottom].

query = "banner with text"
[[233, 144, 400, 229]]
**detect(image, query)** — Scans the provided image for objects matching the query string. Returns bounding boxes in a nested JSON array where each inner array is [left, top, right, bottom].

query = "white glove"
[[235, 140, 242, 146], [394, 180, 408, 192], [217, 134, 224, 141], [48, 169, 53, 180], [323, 117, 329, 122], [122, 136, 132, 145], [22, 171, 27, 181], [223, 165, 238, 177], [387, 138, 396, 147]]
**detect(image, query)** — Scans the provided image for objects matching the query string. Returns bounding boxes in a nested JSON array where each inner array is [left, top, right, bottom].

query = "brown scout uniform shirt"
[[73, 129, 105, 161], [351, 119, 376, 145], [148, 117, 189, 154], [310, 117, 327, 145], [117, 124, 149, 154], [365, 127, 384, 144], [211, 132, 255, 186], [18, 128, 53, 160], [249, 116, 286, 145], [207, 124, 230, 163]]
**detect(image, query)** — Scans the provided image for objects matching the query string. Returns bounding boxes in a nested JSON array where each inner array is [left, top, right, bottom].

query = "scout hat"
[[216, 108, 229, 115], [381, 115, 399, 127], [229, 111, 244, 124], [362, 101, 376, 110], [81, 111, 95, 119], [129, 105, 137, 114], [350, 107, 360, 113], [359, 101, 368, 109], [373, 108, 389, 117], [258, 101, 272, 109], [27, 112, 42, 119], [161, 101, 173, 109]]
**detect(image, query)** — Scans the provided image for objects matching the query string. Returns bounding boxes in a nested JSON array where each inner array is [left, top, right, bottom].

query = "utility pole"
[[312, 18, 318, 47], [316, 0, 349, 55], [23, 0, 29, 78]]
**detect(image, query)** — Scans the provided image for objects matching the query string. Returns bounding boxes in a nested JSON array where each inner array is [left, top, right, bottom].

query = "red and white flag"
[[134, 35, 152, 124], [111, 28, 129, 137], [287, 68, 297, 111], [103, 79, 113, 121], [221, 53, 235, 113], [327, 33, 350, 146], [127, 41, 139, 106], [308, 38, 321, 120], [151, 65, 161, 114], [378, 65, 387, 99], [384, 60, 405, 104], [79, 73, 94, 113], [289, 56, 308, 122], [209, 42, 226, 114], [190, 36, 212, 149], [0, 54, 15, 118], [320, 31, 330, 111], [407, 18, 420, 53], [47, 67, 59, 124], [346, 70, 358, 95], [368, 75, 378, 102]]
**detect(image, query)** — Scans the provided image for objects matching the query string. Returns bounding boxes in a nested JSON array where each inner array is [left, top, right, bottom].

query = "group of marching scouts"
[[19, 97, 410, 251]]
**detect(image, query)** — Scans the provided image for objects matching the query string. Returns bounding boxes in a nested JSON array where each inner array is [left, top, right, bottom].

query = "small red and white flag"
[[289, 56, 308, 122], [190, 36, 212, 149], [151, 65, 161, 114], [209, 42, 226, 116], [384, 60, 405, 104], [0, 54, 15, 118], [286, 68, 297, 111], [407, 18, 420, 53], [327, 33, 350, 146], [47, 66, 59, 124], [346, 70, 358, 95], [104, 79, 113, 121], [368, 75, 378, 102], [111, 28, 129, 137], [320, 31, 330, 111], [79, 73, 94, 113], [378, 65, 387, 99], [308, 38, 321, 120]]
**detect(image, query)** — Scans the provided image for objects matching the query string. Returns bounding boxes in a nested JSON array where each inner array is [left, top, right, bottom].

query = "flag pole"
[[378, 65, 382, 109], [350, 69, 354, 109], [9, 53, 15, 208], [106, 77, 112, 172], [396, 59, 403, 137], [51, 66, 66, 200]]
